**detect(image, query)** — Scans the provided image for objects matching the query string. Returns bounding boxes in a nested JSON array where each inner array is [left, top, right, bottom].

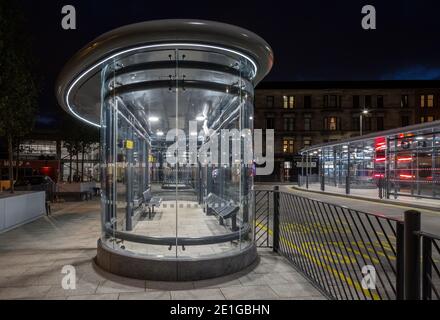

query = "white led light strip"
[[65, 43, 259, 128]]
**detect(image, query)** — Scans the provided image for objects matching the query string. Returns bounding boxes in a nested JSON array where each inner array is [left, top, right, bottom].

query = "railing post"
[[404, 210, 421, 300], [345, 144, 351, 195], [306, 154, 309, 189], [422, 236, 432, 300], [273, 186, 280, 253], [396, 221, 405, 300]]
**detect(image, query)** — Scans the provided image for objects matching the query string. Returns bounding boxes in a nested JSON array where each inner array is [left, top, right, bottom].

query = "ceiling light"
[[156, 131, 164, 136], [63, 43, 258, 128], [196, 116, 206, 121], [149, 117, 159, 122]]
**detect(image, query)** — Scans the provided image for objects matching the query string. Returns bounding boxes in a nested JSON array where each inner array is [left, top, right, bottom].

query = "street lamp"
[[360, 109, 369, 136]]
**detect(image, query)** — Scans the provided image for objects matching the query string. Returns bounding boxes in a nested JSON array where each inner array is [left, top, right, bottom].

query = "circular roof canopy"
[[56, 19, 274, 127]]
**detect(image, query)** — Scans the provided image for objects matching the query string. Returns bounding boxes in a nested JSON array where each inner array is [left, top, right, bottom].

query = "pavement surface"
[[0, 199, 324, 300]]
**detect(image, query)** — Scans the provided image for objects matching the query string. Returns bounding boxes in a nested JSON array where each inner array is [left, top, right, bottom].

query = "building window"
[[421, 116, 435, 123], [304, 95, 312, 109], [377, 96, 384, 109], [421, 94, 434, 108], [266, 113, 275, 129], [324, 95, 341, 108], [377, 117, 384, 131], [283, 115, 295, 131], [304, 116, 312, 131], [401, 115, 410, 127], [364, 117, 372, 131], [283, 96, 295, 109], [330, 95, 337, 107], [428, 95, 434, 107], [353, 95, 360, 108], [324, 117, 339, 131], [283, 138, 295, 153], [266, 96, 274, 108], [401, 95, 409, 108], [365, 95, 372, 108], [303, 138, 312, 148], [352, 117, 360, 131]]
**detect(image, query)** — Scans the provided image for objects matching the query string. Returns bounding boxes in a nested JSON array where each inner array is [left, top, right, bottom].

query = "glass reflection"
[[100, 46, 256, 258]]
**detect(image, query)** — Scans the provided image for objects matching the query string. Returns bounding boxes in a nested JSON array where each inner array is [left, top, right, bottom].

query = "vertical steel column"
[[273, 186, 280, 253], [145, 139, 149, 189], [416, 139, 421, 196], [139, 138, 144, 192], [385, 136, 390, 199], [301, 153, 305, 187], [422, 236, 432, 300], [125, 119, 134, 231], [139, 138, 144, 193], [346, 144, 351, 195], [333, 147, 337, 187], [112, 97, 118, 229], [320, 150, 325, 191], [432, 133, 436, 199], [394, 137, 398, 199], [306, 153, 309, 189], [404, 210, 421, 300], [207, 166, 212, 195], [197, 161, 202, 205], [103, 100, 113, 229], [396, 221, 405, 300]]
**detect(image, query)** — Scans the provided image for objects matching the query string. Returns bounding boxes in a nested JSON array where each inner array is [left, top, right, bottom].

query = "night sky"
[[13, 0, 440, 129]]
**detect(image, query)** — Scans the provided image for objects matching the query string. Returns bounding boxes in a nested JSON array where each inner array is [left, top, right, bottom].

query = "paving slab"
[[171, 288, 226, 300], [0, 199, 325, 300]]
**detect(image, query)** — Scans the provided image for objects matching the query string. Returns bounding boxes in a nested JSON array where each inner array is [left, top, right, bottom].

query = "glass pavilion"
[[300, 121, 440, 201], [56, 20, 273, 280]]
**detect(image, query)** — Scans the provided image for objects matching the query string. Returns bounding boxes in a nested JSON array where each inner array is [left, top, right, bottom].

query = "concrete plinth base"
[[95, 239, 258, 281]]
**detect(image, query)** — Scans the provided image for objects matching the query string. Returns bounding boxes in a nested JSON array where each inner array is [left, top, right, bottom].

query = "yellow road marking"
[[256, 221, 380, 300]]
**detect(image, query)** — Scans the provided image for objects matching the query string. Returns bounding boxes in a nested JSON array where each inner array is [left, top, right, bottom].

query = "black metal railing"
[[254, 190, 272, 248], [417, 232, 440, 300], [253, 187, 440, 300], [278, 191, 402, 300]]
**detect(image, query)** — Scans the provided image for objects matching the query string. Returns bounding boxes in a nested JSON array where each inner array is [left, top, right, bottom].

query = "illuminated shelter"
[[56, 20, 273, 280], [300, 121, 440, 202]]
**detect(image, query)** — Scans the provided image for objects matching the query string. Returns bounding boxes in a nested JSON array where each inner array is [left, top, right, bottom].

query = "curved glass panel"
[[100, 46, 256, 259]]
